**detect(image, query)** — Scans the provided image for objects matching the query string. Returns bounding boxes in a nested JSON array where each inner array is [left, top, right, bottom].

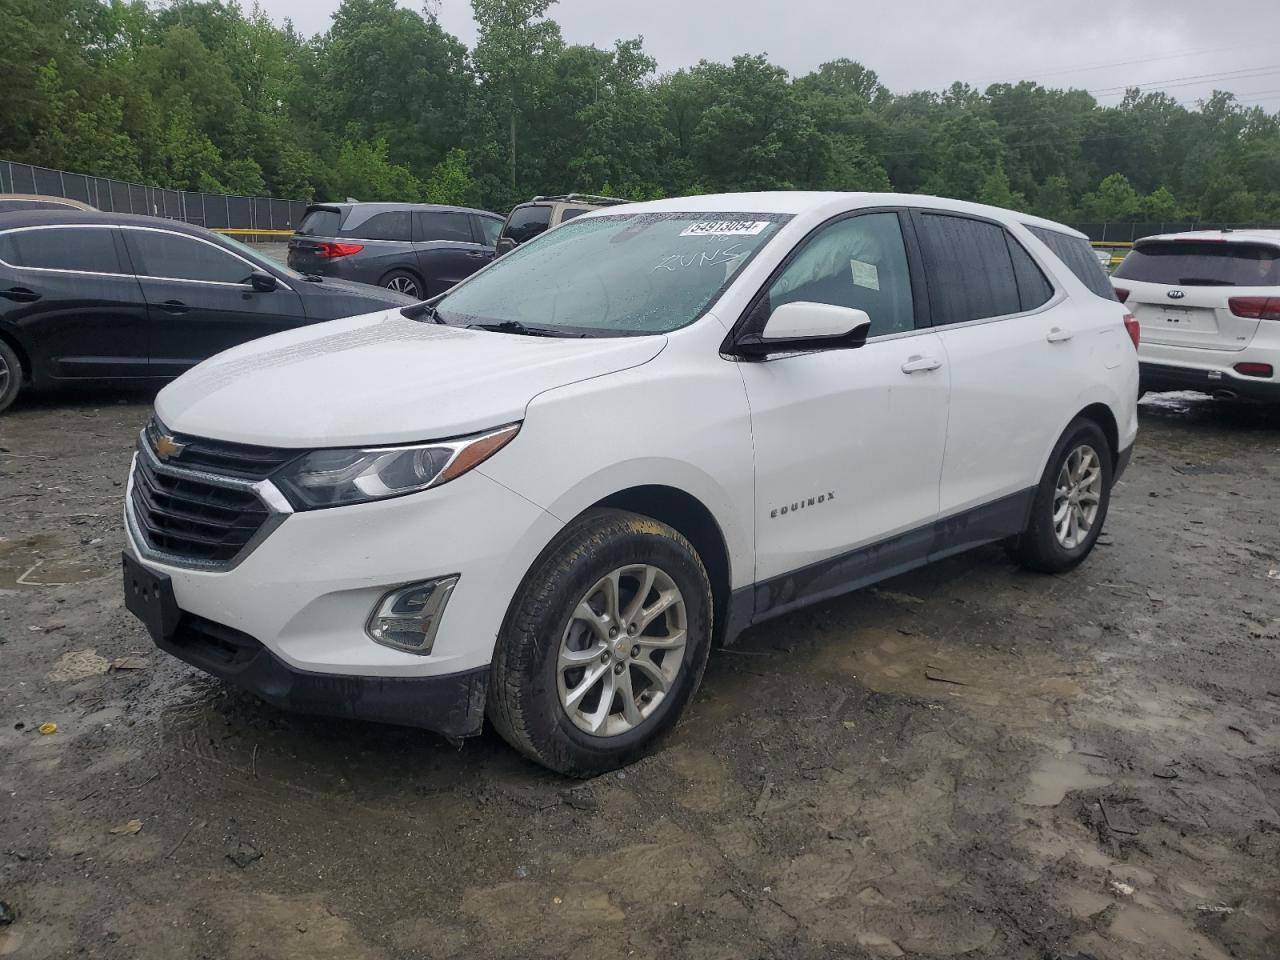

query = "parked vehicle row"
[[0, 211, 413, 412], [121, 191, 1139, 775]]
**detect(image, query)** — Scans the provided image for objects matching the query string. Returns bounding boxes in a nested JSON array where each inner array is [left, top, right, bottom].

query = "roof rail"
[[529, 193, 630, 206]]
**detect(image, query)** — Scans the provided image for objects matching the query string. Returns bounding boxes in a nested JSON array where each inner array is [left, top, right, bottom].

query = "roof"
[[0, 209, 219, 235], [583, 191, 1087, 238], [0, 193, 96, 211], [1136, 228, 1280, 248], [304, 201, 500, 217]]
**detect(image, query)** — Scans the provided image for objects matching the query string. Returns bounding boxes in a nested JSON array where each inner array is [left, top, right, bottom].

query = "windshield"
[[1114, 240, 1280, 287], [218, 232, 303, 281], [437, 213, 788, 336]]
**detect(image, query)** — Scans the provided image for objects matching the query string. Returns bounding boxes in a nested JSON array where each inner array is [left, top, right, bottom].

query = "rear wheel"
[[1009, 418, 1113, 574], [488, 509, 712, 776], [381, 270, 423, 299], [0, 341, 22, 414]]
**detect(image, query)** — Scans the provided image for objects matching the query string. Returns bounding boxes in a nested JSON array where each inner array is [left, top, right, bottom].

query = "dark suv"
[[287, 203, 504, 299]]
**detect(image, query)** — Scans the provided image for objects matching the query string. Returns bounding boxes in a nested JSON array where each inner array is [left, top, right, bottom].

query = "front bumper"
[[151, 604, 488, 737], [1140, 361, 1280, 402], [124, 460, 563, 683]]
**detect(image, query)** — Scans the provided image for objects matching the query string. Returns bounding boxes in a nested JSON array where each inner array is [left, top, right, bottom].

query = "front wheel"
[[487, 509, 712, 776], [1009, 418, 1113, 574]]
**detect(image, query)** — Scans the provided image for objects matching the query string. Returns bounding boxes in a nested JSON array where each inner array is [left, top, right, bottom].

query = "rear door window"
[[915, 214, 1022, 324], [295, 208, 341, 237], [503, 205, 552, 244], [560, 207, 592, 223], [1006, 235, 1054, 311], [0, 227, 123, 273], [413, 211, 473, 243], [123, 230, 253, 284], [1026, 225, 1116, 298], [344, 210, 412, 242], [1113, 241, 1280, 287]]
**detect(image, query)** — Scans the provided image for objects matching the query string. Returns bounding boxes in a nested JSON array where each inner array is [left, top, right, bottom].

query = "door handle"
[[1046, 327, 1074, 343], [464, 251, 489, 259], [900, 355, 943, 374], [1, 287, 41, 303], [159, 300, 189, 315]]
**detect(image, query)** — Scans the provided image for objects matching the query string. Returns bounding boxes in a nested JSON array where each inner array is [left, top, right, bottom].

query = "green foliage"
[[2, 0, 1278, 225]]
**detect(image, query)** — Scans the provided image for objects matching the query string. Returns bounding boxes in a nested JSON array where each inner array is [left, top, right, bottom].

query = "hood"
[[155, 310, 666, 447], [297, 275, 416, 315]]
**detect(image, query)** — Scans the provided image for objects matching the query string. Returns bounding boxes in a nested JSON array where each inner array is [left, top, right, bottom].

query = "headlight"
[[274, 423, 520, 509]]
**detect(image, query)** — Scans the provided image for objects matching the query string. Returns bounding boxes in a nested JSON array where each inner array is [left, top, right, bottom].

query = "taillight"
[[315, 242, 364, 259], [1113, 287, 1130, 304], [1228, 296, 1280, 321], [1123, 313, 1140, 349], [1233, 362, 1274, 378]]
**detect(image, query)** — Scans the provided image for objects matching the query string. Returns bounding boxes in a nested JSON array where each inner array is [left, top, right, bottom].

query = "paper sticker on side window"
[[680, 220, 770, 237], [850, 259, 880, 290]]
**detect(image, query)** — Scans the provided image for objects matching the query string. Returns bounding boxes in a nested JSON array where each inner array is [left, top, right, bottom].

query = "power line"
[[1087, 64, 1280, 95], [975, 42, 1272, 86]]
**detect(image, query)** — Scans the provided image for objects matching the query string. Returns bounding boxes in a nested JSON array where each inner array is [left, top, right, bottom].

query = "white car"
[[1111, 230, 1280, 401], [122, 192, 1138, 775]]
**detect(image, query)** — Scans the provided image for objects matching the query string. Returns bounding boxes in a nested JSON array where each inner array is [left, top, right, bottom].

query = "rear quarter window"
[[1113, 241, 1280, 288], [342, 210, 412, 242], [296, 209, 341, 237], [1027, 225, 1116, 299]]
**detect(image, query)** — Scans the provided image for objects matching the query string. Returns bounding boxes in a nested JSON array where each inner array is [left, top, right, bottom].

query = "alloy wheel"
[[1053, 444, 1102, 549], [386, 276, 421, 297], [0, 354, 9, 397], [557, 564, 688, 737]]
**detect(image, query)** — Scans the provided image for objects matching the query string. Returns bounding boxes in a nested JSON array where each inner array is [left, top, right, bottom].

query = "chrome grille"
[[127, 421, 293, 569]]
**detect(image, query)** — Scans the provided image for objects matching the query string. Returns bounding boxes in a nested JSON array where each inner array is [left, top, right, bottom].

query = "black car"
[[286, 202, 504, 299], [0, 211, 414, 413]]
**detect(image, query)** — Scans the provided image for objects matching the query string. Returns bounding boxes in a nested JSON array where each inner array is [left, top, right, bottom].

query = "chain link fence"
[[1, 159, 309, 232], [1071, 221, 1280, 242]]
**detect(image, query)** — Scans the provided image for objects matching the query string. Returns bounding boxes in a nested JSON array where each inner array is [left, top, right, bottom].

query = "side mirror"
[[732, 301, 872, 358], [249, 271, 278, 293], [495, 237, 516, 256]]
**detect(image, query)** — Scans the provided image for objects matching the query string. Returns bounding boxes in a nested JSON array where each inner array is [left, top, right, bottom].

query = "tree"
[[424, 148, 479, 206]]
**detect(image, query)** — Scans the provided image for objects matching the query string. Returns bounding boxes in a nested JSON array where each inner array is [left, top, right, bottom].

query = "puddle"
[[1020, 755, 1111, 807], [0, 536, 104, 587]]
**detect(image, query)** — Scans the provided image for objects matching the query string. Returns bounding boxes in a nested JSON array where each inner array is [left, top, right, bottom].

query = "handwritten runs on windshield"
[[652, 243, 747, 272]]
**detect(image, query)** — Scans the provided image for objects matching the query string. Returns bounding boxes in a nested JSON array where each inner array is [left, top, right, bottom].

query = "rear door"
[[911, 210, 1075, 522], [0, 224, 149, 380], [411, 210, 487, 295], [1112, 240, 1280, 351], [120, 227, 306, 376]]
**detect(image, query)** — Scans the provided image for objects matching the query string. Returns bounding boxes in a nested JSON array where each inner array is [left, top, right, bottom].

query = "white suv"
[[1112, 230, 1280, 402], [122, 192, 1138, 775]]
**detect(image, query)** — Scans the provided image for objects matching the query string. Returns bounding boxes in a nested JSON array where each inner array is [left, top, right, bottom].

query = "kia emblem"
[[1167, 289, 1186, 299]]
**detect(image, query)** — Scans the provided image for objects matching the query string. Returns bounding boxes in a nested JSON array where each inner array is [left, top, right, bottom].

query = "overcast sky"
[[256, 0, 1280, 110]]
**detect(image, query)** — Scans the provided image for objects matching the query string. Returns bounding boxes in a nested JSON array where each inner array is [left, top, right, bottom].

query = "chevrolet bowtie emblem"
[[155, 434, 186, 460]]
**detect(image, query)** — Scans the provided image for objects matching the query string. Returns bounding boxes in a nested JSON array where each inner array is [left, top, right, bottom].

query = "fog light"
[[365, 575, 459, 654], [1233, 362, 1273, 379]]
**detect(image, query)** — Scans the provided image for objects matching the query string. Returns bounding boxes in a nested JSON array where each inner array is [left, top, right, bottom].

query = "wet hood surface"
[[155, 310, 666, 447]]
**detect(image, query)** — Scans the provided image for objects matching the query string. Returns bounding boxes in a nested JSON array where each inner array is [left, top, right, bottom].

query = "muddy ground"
[[1, 390, 1278, 960]]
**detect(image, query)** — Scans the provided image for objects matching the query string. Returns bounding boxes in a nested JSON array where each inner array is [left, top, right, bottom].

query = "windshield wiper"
[[1177, 277, 1233, 286], [401, 301, 445, 323], [467, 319, 564, 337]]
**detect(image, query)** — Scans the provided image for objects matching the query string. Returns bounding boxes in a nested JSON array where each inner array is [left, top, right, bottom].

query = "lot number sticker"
[[680, 220, 771, 237]]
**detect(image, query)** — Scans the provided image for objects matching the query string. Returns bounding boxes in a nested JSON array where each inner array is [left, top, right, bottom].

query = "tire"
[[381, 270, 423, 299], [488, 509, 713, 777], [0, 340, 22, 414], [1008, 417, 1113, 574]]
